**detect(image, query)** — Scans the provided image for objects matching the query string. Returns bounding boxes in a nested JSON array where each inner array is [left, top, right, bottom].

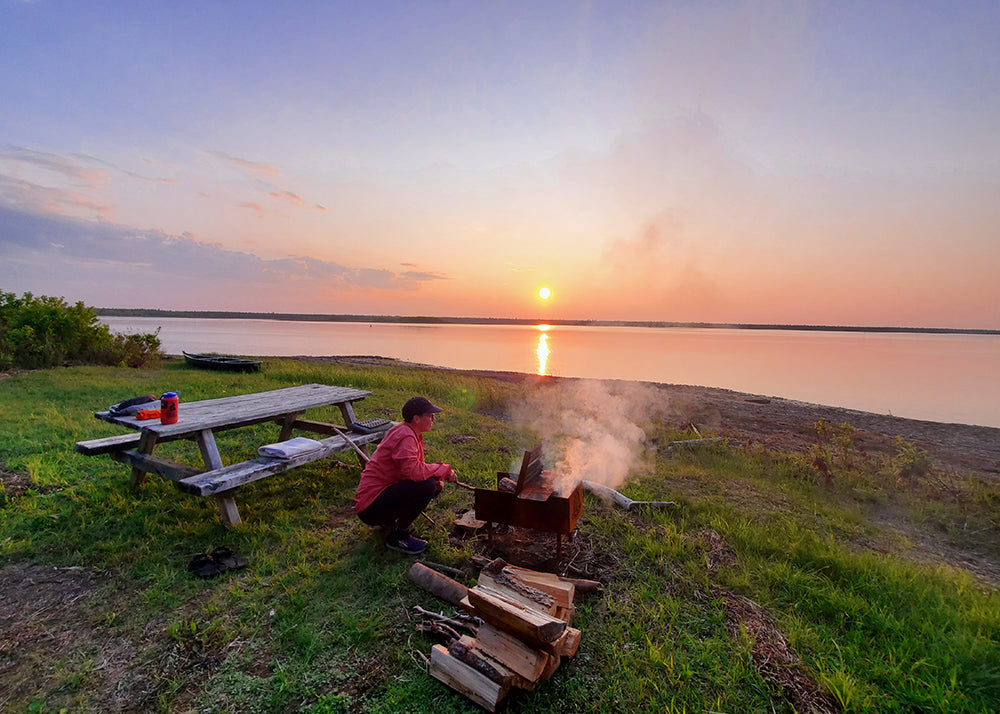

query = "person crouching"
[[354, 397, 456, 554]]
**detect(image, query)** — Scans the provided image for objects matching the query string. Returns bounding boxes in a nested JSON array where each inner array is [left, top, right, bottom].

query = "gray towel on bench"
[[258, 437, 324, 459]]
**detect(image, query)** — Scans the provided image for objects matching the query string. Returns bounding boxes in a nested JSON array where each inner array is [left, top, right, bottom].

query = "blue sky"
[[1, 0, 998, 327]]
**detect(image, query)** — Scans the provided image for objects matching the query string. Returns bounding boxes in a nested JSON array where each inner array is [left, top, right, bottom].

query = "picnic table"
[[75, 383, 392, 526]]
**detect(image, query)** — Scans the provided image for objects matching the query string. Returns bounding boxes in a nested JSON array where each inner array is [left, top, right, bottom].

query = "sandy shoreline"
[[294, 355, 1000, 480]]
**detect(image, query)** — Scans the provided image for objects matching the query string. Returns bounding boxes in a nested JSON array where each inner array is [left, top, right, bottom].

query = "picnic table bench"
[[75, 383, 392, 527]]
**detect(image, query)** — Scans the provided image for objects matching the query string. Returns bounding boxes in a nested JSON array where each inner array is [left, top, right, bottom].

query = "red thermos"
[[160, 391, 179, 424]]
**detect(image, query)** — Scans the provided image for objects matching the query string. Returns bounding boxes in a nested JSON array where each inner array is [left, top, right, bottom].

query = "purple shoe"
[[386, 532, 428, 555]]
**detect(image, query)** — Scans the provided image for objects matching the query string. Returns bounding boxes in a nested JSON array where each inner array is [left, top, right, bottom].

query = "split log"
[[501, 563, 575, 605], [582, 480, 675, 511], [457, 635, 539, 691], [474, 622, 551, 682], [479, 558, 558, 616], [429, 644, 509, 712], [408, 562, 469, 606], [463, 588, 567, 646], [449, 637, 514, 687], [471, 555, 603, 596], [497, 476, 518, 493], [540, 650, 561, 680], [558, 626, 582, 657]]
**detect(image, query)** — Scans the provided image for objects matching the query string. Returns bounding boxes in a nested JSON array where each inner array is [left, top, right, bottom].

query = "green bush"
[[0, 290, 162, 369]]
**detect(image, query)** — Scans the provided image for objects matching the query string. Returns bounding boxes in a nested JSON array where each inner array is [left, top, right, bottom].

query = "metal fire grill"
[[474, 444, 583, 551]]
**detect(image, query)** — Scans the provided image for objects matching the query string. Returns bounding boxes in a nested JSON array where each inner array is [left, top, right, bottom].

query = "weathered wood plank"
[[108, 450, 201, 482], [174, 429, 387, 496], [95, 384, 372, 441], [74, 433, 143, 455]]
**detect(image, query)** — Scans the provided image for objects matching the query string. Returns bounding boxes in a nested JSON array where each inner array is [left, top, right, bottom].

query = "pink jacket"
[[354, 421, 451, 513]]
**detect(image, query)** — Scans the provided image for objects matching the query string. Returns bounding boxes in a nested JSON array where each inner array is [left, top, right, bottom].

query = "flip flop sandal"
[[210, 546, 247, 572], [188, 552, 225, 579]]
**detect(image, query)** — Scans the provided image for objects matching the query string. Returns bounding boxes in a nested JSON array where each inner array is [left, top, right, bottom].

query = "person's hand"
[[446, 467, 458, 483]]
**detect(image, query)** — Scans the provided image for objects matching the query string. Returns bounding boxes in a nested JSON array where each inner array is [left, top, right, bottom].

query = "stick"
[[421, 560, 466, 578], [414, 605, 481, 630], [669, 436, 726, 446], [454, 481, 476, 491], [332, 427, 439, 525], [329, 424, 372, 463], [581, 480, 675, 511]]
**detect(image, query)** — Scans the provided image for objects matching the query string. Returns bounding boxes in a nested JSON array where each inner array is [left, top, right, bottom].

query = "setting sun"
[[538, 286, 552, 300]]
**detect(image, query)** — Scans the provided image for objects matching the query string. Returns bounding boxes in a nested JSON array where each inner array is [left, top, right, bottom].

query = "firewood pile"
[[409, 558, 588, 712]]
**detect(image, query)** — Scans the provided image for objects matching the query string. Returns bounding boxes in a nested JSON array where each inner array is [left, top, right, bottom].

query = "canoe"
[[183, 351, 262, 373]]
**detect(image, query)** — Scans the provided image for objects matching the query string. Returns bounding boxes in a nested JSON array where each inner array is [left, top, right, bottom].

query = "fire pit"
[[474, 444, 583, 552]]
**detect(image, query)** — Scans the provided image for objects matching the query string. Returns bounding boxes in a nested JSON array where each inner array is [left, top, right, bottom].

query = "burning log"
[[582, 480, 675, 511], [474, 445, 583, 552]]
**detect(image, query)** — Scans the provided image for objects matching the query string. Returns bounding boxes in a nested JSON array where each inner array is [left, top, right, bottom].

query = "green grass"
[[1, 358, 998, 713]]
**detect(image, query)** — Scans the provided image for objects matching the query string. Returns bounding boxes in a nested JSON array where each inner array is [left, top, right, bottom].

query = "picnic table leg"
[[337, 402, 359, 428], [277, 411, 306, 441], [214, 489, 242, 527], [131, 431, 158, 487], [196, 429, 242, 526]]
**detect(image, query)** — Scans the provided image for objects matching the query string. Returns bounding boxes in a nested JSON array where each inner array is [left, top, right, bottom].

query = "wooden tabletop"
[[95, 383, 372, 439]]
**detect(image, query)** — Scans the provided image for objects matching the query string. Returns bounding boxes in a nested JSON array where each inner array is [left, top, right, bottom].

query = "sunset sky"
[[1, 1, 998, 328]]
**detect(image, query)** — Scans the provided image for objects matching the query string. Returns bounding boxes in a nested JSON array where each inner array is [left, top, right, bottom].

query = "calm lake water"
[[100, 317, 1000, 428]]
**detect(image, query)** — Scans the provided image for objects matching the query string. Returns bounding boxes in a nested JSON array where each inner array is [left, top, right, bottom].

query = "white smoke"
[[510, 379, 671, 494]]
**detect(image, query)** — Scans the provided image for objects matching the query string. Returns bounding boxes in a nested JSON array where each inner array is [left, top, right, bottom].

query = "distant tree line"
[[96, 307, 998, 335], [0, 291, 162, 370]]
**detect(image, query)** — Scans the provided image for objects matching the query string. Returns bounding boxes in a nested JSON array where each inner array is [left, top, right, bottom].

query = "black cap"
[[402, 396, 443, 422]]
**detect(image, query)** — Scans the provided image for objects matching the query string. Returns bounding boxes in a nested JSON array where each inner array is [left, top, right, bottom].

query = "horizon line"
[[95, 308, 1000, 336]]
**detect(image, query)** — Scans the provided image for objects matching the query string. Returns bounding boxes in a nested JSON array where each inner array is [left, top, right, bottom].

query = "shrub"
[[0, 290, 162, 369]]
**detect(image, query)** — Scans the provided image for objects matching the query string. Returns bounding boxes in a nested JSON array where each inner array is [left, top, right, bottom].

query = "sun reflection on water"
[[536, 324, 551, 375]]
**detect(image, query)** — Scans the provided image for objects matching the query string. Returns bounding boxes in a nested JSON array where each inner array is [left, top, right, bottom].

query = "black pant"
[[357, 478, 439, 532]]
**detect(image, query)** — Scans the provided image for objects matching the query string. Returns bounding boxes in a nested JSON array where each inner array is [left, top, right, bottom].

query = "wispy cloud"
[[0, 145, 110, 185], [0, 207, 450, 304], [0, 173, 114, 217], [205, 150, 282, 178]]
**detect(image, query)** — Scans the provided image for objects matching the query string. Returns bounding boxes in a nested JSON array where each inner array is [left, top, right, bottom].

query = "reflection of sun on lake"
[[536, 324, 551, 375]]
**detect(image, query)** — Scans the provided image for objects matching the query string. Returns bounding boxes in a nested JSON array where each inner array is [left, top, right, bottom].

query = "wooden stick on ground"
[[581, 480, 676, 511], [421, 560, 466, 578]]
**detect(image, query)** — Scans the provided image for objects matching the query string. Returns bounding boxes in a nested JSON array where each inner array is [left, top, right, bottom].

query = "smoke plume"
[[510, 379, 671, 494]]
